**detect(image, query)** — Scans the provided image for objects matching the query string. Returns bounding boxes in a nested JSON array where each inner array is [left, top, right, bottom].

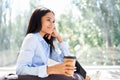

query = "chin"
[[47, 31, 52, 34]]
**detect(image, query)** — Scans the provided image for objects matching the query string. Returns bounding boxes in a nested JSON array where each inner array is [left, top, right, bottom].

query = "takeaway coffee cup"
[[64, 56, 76, 76]]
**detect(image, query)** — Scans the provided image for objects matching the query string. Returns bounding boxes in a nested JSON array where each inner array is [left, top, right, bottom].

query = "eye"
[[47, 19, 55, 23], [47, 19, 50, 21], [53, 20, 55, 23]]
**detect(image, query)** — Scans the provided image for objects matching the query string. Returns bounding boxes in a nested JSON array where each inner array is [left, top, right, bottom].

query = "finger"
[[48, 34, 51, 39], [74, 67, 76, 71], [85, 76, 91, 80], [45, 34, 48, 37], [64, 71, 72, 77], [65, 66, 75, 71], [65, 62, 75, 67]]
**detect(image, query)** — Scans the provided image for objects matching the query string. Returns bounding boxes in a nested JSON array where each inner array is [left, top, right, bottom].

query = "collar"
[[35, 32, 49, 46]]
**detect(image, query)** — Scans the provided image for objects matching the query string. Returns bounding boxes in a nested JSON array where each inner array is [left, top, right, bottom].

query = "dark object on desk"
[[75, 61, 86, 79]]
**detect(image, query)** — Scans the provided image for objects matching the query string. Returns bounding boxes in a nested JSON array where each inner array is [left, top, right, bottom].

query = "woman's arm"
[[47, 61, 75, 77], [16, 34, 48, 78], [49, 30, 71, 62], [49, 41, 71, 62]]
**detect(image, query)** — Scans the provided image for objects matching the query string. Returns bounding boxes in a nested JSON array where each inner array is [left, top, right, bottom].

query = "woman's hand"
[[85, 75, 91, 80], [47, 29, 63, 43], [47, 62, 75, 76]]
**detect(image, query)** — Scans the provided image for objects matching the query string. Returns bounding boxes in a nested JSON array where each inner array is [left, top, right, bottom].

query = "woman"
[[16, 7, 90, 80]]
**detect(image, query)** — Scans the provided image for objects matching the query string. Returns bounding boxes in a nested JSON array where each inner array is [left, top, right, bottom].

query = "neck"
[[39, 31, 45, 37]]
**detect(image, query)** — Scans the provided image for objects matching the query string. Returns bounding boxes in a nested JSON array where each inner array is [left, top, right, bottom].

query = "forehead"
[[43, 12, 55, 19]]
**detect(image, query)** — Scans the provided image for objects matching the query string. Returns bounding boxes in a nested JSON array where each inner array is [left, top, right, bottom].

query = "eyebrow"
[[46, 17, 55, 20], [46, 17, 52, 19]]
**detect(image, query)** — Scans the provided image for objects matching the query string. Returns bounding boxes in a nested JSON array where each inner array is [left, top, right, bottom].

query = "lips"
[[47, 27, 54, 30]]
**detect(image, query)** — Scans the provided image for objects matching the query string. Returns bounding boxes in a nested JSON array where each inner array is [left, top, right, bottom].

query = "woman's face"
[[40, 12, 55, 36]]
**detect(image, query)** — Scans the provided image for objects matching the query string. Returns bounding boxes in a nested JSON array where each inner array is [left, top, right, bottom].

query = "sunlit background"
[[0, 0, 120, 79], [0, 0, 120, 66]]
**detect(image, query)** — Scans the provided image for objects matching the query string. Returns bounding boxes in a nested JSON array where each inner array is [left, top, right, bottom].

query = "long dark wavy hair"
[[26, 7, 55, 53]]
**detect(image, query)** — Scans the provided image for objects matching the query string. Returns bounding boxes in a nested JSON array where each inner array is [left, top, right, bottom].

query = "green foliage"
[[0, 0, 120, 66], [57, 0, 120, 65]]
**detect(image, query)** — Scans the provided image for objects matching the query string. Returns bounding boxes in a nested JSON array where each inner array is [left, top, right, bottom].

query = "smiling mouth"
[[48, 27, 54, 30]]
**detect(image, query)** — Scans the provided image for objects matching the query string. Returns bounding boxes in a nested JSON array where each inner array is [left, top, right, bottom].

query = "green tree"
[[0, 0, 12, 51], [57, 0, 120, 65]]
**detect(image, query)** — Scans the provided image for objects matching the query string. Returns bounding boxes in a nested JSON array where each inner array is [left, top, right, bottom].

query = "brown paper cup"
[[64, 56, 76, 76]]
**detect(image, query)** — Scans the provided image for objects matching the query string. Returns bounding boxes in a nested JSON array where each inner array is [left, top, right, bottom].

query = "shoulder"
[[23, 33, 38, 42], [26, 33, 36, 39], [24, 33, 44, 42]]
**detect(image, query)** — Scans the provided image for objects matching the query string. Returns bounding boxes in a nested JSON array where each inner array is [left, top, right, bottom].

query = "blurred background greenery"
[[0, 0, 120, 67]]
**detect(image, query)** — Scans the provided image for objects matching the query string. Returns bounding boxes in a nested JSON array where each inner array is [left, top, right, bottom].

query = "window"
[[0, 0, 120, 67]]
